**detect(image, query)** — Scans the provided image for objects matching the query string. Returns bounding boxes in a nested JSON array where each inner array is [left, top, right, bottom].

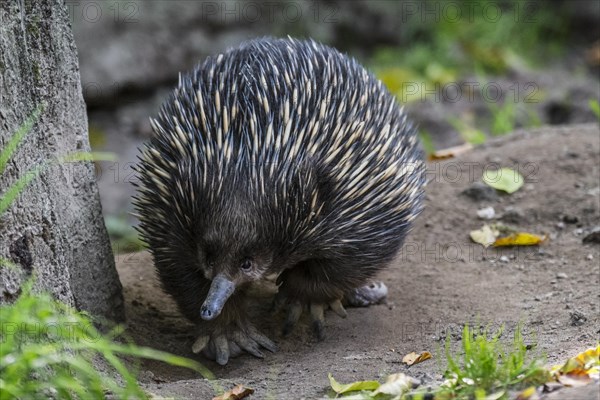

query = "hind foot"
[[192, 320, 277, 365], [272, 294, 348, 341], [343, 281, 388, 307]]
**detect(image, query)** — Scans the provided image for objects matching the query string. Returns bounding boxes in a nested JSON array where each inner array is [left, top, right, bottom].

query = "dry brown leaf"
[[402, 351, 432, 366], [494, 232, 547, 247], [428, 143, 473, 161], [212, 384, 254, 400], [556, 372, 592, 387]]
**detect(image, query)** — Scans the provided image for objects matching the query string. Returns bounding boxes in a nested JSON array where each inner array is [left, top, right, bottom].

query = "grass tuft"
[[433, 324, 549, 399], [0, 280, 212, 399]]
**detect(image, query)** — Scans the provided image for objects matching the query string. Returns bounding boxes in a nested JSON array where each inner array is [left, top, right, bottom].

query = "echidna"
[[134, 37, 425, 365]]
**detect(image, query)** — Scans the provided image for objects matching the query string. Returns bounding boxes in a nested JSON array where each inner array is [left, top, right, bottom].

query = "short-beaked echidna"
[[134, 37, 425, 365]]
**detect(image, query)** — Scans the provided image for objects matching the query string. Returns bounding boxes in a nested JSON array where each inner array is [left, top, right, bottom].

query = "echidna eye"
[[240, 259, 253, 271]]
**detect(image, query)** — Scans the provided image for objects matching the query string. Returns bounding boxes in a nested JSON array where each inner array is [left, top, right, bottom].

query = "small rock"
[[462, 182, 499, 202], [587, 187, 600, 196], [574, 228, 584, 236], [586, 254, 594, 260], [565, 150, 579, 158], [499, 255, 509, 263], [501, 206, 524, 224], [582, 227, 600, 244], [556, 222, 565, 230], [477, 206, 495, 220], [556, 272, 568, 279], [562, 214, 579, 224], [570, 310, 587, 326]]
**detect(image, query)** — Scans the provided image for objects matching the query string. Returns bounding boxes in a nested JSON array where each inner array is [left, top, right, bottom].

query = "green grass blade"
[[0, 165, 44, 216], [56, 151, 117, 163], [0, 103, 44, 174]]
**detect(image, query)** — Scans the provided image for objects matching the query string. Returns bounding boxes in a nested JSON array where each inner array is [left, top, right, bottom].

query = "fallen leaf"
[[559, 345, 600, 375], [470, 224, 499, 247], [402, 351, 432, 366], [482, 167, 524, 194], [428, 143, 473, 160], [494, 232, 547, 247], [373, 373, 420, 396], [556, 372, 592, 387], [549, 345, 600, 389], [515, 386, 538, 400], [485, 391, 507, 400], [212, 384, 254, 400], [328, 373, 380, 394]]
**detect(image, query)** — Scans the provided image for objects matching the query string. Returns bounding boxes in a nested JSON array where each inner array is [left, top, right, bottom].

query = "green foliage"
[[589, 99, 600, 120], [372, 0, 568, 105], [0, 280, 212, 399], [0, 106, 116, 217], [449, 118, 487, 145], [433, 324, 549, 399], [418, 130, 435, 155], [104, 215, 145, 253], [0, 104, 44, 174]]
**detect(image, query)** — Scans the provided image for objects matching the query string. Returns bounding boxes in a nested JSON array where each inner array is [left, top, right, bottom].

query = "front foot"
[[192, 320, 277, 365]]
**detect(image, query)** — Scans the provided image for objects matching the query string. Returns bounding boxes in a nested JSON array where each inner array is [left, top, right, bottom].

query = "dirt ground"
[[115, 124, 600, 399]]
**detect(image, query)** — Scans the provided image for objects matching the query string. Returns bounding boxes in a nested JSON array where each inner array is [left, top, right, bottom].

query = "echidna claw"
[[329, 299, 347, 318], [192, 335, 210, 354], [214, 335, 229, 365], [310, 303, 326, 341], [282, 301, 303, 336], [248, 326, 278, 353]]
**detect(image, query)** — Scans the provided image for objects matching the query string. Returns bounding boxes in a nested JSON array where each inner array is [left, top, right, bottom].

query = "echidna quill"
[[134, 37, 425, 365]]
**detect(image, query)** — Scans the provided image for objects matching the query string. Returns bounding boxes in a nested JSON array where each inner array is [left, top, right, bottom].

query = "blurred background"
[[69, 0, 600, 252]]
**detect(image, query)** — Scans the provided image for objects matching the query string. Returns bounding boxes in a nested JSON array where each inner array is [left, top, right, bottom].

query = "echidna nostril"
[[200, 306, 212, 319]]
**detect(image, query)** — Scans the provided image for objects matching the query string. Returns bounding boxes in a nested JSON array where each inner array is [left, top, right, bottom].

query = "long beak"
[[200, 274, 235, 320]]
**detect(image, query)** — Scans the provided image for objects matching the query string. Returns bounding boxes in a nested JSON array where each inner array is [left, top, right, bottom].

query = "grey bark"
[[0, 0, 124, 321]]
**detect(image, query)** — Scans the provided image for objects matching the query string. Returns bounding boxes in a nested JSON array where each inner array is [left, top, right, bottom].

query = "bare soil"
[[116, 124, 600, 399]]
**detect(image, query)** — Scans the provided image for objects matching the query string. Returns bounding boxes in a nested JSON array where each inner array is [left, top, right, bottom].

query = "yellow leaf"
[[494, 233, 547, 247], [515, 386, 537, 400], [558, 345, 600, 375], [212, 384, 254, 400], [402, 351, 432, 366], [328, 373, 380, 394]]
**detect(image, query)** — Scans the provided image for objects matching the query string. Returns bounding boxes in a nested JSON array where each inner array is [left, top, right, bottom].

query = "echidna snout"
[[200, 274, 235, 320]]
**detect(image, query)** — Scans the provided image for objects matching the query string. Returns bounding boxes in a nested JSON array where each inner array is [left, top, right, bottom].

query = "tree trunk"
[[0, 0, 124, 321]]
